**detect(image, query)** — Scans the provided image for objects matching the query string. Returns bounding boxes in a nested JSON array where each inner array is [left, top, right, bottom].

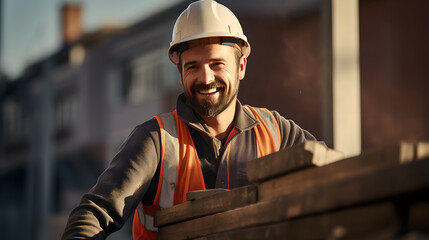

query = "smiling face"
[[179, 43, 246, 117]]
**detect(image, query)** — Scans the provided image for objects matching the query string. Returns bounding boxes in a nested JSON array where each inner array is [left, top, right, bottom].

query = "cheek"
[[181, 77, 193, 92], [222, 68, 238, 85], [182, 72, 194, 85]]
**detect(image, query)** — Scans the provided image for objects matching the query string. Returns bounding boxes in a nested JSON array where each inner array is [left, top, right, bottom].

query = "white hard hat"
[[168, 0, 251, 64]]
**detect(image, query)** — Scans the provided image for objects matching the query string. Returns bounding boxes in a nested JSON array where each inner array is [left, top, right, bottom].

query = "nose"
[[200, 64, 215, 84]]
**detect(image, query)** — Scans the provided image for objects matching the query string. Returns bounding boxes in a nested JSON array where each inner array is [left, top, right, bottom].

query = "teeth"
[[199, 88, 218, 94]]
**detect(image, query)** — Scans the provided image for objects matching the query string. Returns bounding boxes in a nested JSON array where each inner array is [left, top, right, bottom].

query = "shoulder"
[[135, 117, 160, 134], [243, 105, 283, 128], [247, 105, 317, 146], [242, 105, 277, 122], [118, 118, 161, 155]]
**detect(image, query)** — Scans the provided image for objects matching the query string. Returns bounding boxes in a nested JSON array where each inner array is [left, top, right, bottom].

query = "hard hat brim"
[[168, 34, 251, 64]]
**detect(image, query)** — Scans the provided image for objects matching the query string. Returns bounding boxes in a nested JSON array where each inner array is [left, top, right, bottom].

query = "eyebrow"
[[210, 58, 226, 63], [183, 58, 226, 69], [183, 61, 197, 70]]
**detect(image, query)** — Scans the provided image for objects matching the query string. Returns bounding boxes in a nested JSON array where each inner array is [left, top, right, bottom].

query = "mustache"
[[192, 81, 226, 92]]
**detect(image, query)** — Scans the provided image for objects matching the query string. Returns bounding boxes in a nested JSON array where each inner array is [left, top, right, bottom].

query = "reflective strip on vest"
[[137, 111, 179, 231], [252, 107, 280, 151], [245, 105, 281, 154], [137, 203, 157, 232], [157, 112, 179, 209]]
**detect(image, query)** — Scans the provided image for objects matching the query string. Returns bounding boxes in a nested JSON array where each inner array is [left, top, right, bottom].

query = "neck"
[[202, 100, 236, 140]]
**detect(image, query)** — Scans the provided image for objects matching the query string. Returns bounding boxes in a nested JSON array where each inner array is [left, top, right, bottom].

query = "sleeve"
[[271, 110, 318, 150], [61, 119, 161, 239]]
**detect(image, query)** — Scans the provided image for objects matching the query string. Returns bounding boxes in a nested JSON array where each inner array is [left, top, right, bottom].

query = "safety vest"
[[132, 105, 280, 240]]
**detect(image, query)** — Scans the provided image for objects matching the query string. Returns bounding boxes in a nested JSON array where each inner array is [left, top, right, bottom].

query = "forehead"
[[180, 43, 236, 63]]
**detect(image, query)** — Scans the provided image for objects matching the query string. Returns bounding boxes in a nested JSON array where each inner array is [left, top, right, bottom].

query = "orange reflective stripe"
[[173, 110, 206, 204], [226, 144, 231, 189], [260, 108, 281, 151], [132, 211, 157, 240], [245, 105, 278, 158], [132, 212, 143, 239]]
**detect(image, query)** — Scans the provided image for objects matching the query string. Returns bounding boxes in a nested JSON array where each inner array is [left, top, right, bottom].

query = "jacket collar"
[[176, 93, 259, 136]]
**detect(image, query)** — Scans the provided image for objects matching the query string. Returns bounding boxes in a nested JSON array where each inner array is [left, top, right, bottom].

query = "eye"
[[185, 64, 197, 71], [211, 61, 224, 69]]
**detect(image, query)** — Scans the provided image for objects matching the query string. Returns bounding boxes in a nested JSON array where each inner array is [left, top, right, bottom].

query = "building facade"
[[1, 0, 428, 239]]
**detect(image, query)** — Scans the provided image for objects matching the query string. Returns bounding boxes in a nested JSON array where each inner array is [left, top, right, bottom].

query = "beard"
[[185, 79, 239, 117]]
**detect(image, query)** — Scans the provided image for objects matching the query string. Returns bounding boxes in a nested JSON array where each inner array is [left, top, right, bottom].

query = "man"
[[62, 0, 318, 239]]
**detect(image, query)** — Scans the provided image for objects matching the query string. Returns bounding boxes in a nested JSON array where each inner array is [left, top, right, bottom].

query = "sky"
[[0, 0, 179, 78]]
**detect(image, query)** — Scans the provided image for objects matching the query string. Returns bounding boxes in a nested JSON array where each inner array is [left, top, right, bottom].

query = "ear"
[[238, 56, 247, 80], [176, 64, 184, 85]]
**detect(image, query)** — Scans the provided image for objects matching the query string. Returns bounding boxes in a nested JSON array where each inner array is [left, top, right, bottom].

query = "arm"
[[61, 119, 161, 239], [271, 110, 318, 149]]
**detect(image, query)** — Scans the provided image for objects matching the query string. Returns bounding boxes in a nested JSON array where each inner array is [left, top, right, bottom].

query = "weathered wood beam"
[[247, 141, 344, 183], [154, 185, 257, 227], [194, 202, 400, 240], [158, 158, 429, 240], [258, 142, 414, 202]]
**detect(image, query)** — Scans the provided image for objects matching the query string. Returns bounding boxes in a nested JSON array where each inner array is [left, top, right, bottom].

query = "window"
[[55, 93, 78, 131], [111, 48, 180, 105], [2, 99, 25, 143]]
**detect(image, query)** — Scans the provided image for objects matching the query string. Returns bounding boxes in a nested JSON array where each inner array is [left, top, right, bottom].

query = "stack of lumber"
[[154, 141, 429, 239]]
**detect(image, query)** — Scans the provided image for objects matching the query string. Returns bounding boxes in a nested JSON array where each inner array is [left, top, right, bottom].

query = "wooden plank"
[[395, 232, 429, 240], [258, 142, 415, 202], [186, 189, 228, 201], [247, 141, 344, 183], [194, 202, 400, 240], [408, 202, 429, 231], [158, 159, 429, 240], [154, 185, 257, 227]]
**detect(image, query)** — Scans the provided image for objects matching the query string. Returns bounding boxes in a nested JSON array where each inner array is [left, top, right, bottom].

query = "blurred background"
[[0, 0, 428, 239]]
